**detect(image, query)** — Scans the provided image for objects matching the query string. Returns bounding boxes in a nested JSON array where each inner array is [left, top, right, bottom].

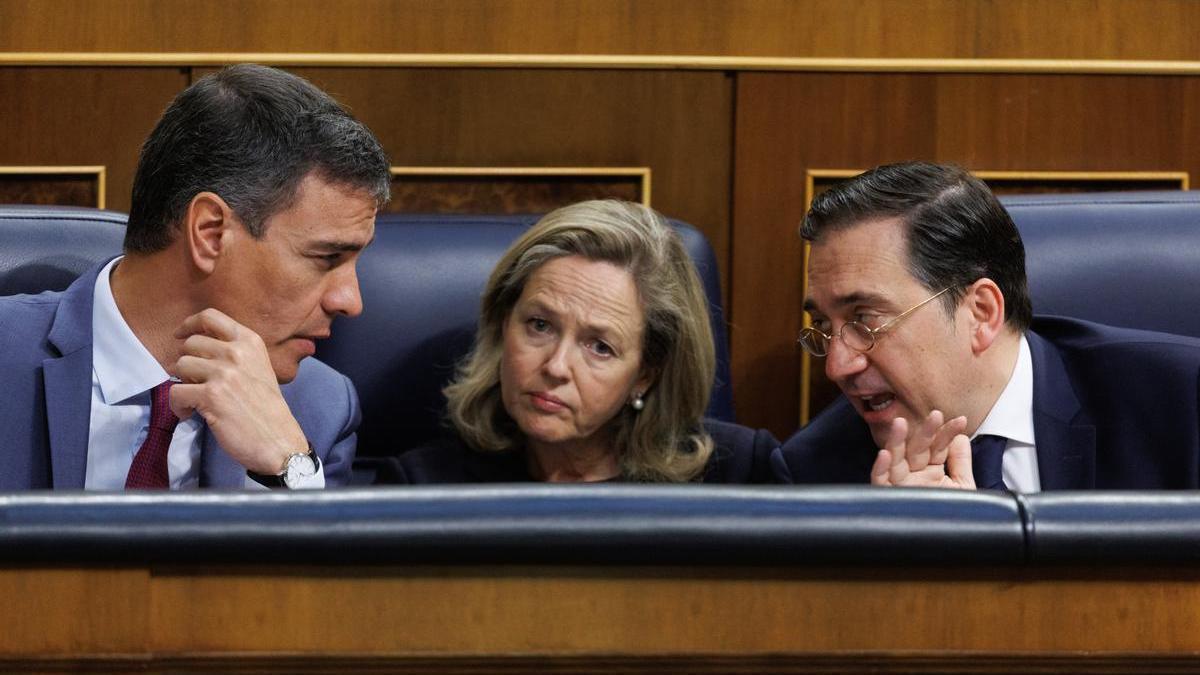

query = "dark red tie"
[[125, 381, 180, 489]]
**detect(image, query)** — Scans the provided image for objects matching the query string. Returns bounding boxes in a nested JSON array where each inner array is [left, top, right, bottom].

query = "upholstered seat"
[[0, 205, 125, 296], [0, 206, 735, 468], [1002, 190, 1200, 338]]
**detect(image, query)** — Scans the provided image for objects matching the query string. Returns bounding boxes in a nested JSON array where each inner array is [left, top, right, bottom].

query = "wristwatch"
[[248, 443, 321, 489]]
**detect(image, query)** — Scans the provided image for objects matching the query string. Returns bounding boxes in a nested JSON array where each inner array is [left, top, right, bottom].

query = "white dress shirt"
[[86, 257, 206, 489], [84, 258, 323, 489], [971, 334, 1041, 493]]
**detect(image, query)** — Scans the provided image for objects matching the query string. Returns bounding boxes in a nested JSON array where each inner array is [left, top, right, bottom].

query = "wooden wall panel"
[[248, 67, 734, 296], [0, 67, 187, 213], [732, 72, 1200, 438], [6, 564, 1200, 671], [0, 568, 148, 654], [387, 167, 649, 214], [731, 73, 939, 437], [932, 75, 1187, 169], [3, 0, 1200, 61]]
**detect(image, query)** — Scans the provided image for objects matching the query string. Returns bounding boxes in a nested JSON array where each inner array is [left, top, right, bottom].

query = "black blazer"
[[391, 419, 780, 484]]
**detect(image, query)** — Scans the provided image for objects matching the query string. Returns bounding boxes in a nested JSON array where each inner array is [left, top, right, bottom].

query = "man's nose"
[[324, 265, 364, 318], [823, 333, 868, 382]]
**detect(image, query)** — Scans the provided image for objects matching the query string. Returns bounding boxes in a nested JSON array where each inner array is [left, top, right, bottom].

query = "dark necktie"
[[970, 434, 1008, 490], [125, 381, 180, 489]]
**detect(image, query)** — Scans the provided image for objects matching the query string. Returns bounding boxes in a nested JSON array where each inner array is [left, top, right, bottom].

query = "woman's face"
[[500, 255, 652, 453]]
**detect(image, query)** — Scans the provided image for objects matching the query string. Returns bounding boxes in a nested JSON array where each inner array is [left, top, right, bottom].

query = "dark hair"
[[125, 64, 391, 253], [801, 161, 1032, 331]]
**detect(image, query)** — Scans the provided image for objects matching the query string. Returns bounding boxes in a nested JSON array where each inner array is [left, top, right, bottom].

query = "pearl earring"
[[631, 393, 645, 411]]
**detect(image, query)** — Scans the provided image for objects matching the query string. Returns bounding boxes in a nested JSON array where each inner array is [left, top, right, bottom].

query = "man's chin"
[[270, 358, 302, 384], [270, 341, 316, 384], [860, 409, 907, 448], [867, 424, 891, 449]]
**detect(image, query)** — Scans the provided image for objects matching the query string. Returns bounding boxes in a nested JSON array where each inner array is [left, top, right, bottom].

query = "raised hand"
[[870, 410, 975, 489], [169, 308, 309, 475]]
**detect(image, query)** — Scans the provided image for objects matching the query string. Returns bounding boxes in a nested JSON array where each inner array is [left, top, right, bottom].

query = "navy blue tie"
[[970, 434, 1008, 490]]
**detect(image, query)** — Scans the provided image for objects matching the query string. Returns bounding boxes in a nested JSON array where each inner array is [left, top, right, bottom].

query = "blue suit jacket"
[[0, 262, 360, 489], [773, 316, 1200, 489]]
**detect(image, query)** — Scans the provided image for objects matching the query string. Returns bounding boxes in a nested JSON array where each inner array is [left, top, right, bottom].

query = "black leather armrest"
[[0, 486, 1023, 566], [1022, 492, 1200, 564]]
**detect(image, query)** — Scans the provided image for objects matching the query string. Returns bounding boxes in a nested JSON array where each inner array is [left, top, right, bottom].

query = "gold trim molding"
[[7, 52, 1200, 75], [805, 169, 1191, 205], [391, 166, 651, 206], [0, 165, 107, 209]]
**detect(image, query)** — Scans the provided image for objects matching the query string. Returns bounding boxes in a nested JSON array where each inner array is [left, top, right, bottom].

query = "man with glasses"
[[772, 161, 1200, 491]]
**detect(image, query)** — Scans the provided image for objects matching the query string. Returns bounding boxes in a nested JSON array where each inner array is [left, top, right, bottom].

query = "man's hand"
[[870, 410, 975, 489], [169, 308, 308, 475]]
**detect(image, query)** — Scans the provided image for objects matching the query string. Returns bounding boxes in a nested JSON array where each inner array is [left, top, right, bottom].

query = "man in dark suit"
[[773, 161, 1200, 491], [0, 64, 390, 489]]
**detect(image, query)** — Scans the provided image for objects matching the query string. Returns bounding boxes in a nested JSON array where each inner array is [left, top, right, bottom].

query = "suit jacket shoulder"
[[701, 419, 781, 484], [1027, 316, 1200, 489], [773, 397, 876, 485], [0, 289, 76, 489]]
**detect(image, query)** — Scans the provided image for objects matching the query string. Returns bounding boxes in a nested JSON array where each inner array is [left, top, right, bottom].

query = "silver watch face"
[[283, 453, 318, 489]]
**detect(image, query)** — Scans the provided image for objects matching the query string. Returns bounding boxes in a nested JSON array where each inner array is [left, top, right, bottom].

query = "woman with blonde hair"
[[397, 200, 777, 483]]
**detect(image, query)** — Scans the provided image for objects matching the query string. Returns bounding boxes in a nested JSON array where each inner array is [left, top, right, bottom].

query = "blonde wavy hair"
[[443, 199, 717, 482]]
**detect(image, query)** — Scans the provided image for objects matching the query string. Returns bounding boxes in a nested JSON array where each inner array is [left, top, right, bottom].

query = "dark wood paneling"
[[932, 75, 1188, 169], [0, 67, 188, 213], [732, 73, 938, 437], [3, 0, 1200, 60], [7, 653, 1200, 674], [388, 172, 645, 214], [267, 67, 733, 297], [732, 72, 1200, 438]]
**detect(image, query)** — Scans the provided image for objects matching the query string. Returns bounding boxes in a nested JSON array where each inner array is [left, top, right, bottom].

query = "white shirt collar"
[[91, 256, 171, 405], [972, 334, 1035, 445]]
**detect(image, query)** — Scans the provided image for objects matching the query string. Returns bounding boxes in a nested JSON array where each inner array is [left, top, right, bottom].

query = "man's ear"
[[964, 278, 1006, 355], [184, 192, 234, 274]]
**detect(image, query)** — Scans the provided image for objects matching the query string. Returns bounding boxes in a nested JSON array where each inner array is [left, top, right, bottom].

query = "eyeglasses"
[[797, 287, 953, 357]]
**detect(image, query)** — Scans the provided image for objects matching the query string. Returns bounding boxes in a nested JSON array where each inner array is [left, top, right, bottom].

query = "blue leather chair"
[[1002, 190, 1200, 338], [0, 206, 735, 470], [0, 205, 125, 296]]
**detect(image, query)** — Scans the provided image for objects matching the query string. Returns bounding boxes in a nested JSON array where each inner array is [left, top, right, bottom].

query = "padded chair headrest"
[[1002, 190, 1200, 338], [0, 205, 126, 295]]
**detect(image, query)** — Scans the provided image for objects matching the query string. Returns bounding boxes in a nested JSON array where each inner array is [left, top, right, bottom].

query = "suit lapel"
[[43, 266, 106, 488], [1027, 330, 1097, 489]]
